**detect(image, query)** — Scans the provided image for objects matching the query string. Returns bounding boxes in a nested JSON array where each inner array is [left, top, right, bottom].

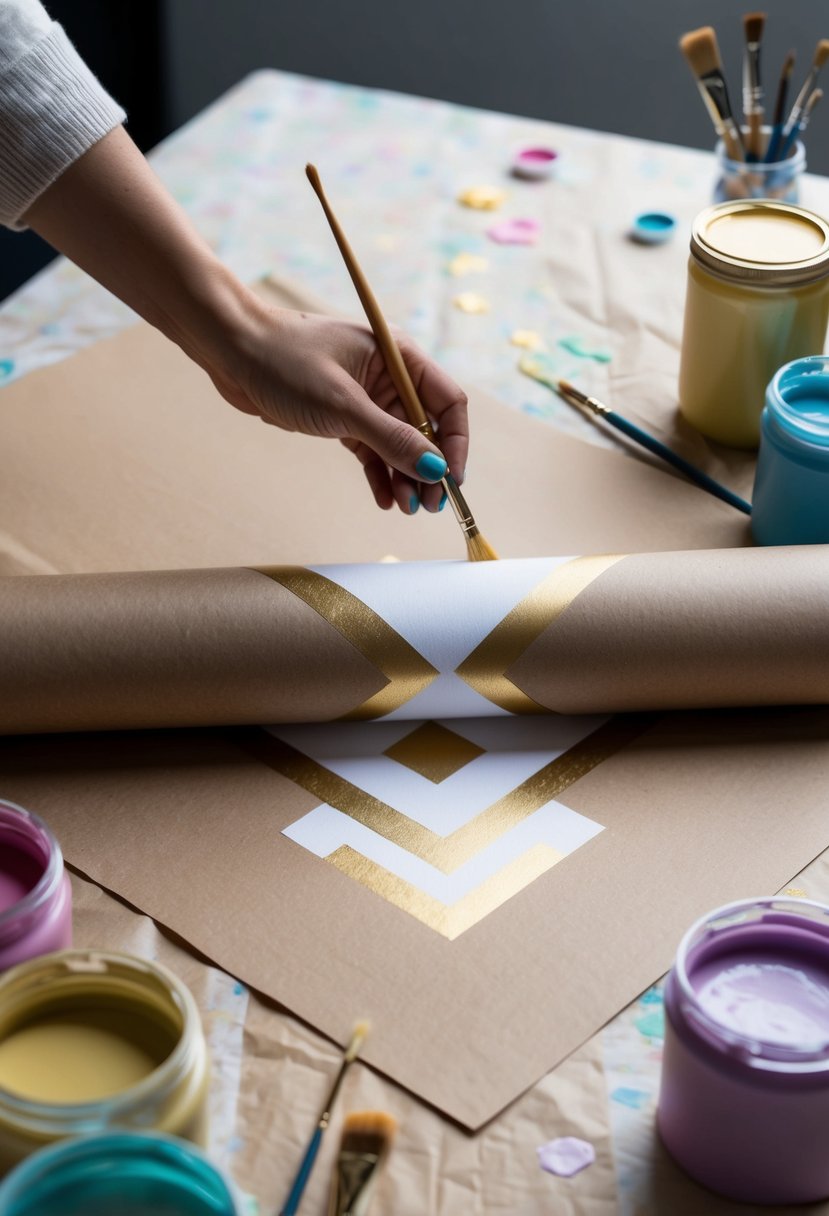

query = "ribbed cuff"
[[0, 23, 126, 230]]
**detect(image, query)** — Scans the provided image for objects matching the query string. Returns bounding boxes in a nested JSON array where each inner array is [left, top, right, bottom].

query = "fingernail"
[[409, 494, 420, 515], [439, 492, 448, 511], [415, 451, 448, 482]]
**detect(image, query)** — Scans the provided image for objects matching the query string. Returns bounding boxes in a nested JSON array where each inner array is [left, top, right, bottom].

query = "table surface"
[[3, 69, 829, 1216]]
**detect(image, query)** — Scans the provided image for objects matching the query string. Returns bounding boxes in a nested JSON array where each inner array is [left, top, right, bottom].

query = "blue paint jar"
[[752, 355, 829, 545], [0, 1132, 241, 1215]]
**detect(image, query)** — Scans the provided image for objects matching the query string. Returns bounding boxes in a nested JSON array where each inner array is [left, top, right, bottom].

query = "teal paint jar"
[[752, 355, 829, 545], [0, 1132, 242, 1216]]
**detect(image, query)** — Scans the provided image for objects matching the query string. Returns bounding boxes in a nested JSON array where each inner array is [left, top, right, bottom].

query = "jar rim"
[[674, 896, 829, 1072], [0, 950, 203, 1132], [0, 801, 64, 939], [691, 199, 829, 287], [767, 355, 829, 449]]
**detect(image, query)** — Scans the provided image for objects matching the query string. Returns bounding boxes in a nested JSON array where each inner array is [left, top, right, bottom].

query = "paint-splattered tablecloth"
[[4, 70, 829, 1216]]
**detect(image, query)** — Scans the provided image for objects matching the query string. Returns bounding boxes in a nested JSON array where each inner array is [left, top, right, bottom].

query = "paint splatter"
[[510, 329, 543, 349], [453, 292, 490, 314], [486, 217, 540, 245], [558, 336, 612, 363], [0, 359, 14, 379], [640, 986, 663, 1006], [232, 981, 247, 996], [634, 1009, 665, 1041], [448, 252, 489, 276], [785, 887, 807, 898], [457, 185, 507, 211], [518, 351, 563, 389], [610, 1086, 649, 1110], [537, 1136, 596, 1177]]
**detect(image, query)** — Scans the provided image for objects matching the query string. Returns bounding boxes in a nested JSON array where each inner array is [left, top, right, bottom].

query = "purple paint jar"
[[658, 897, 829, 1204], [0, 801, 71, 971]]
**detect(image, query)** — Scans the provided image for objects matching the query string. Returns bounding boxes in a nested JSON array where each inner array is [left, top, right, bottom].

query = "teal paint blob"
[[634, 1009, 665, 1041], [610, 1086, 649, 1110], [0, 1134, 238, 1216], [640, 986, 663, 1006], [0, 358, 14, 378], [558, 336, 612, 363]]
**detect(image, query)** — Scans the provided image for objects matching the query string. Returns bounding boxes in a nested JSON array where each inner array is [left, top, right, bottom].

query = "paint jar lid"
[[691, 201, 829, 286], [766, 355, 829, 451], [631, 211, 677, 244]]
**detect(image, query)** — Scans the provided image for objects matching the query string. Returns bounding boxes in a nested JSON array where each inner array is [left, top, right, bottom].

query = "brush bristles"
[[465, 530, 498, 562], [743, 13, 765, 44], [340, 1110, 398, 1155], [782, 50, 796, 79], [345, 1020, 370, 1062], [680, 27, 722, 78], [814, 39, 829, 70]]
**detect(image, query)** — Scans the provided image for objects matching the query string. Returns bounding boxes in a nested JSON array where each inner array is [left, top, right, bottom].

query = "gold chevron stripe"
[[455, 554, 626, 713], [327, 842, 563, 939], [241, 716, 647, 872], [253, 566, 438, 718]]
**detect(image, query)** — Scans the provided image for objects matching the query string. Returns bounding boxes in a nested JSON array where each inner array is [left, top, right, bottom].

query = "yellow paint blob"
[[457, 186, 506, 211], [510, 329, 543, 349], [448, 252, 489, 277], [0, 1006, 175, 1104], [453, 292, 490, 315]]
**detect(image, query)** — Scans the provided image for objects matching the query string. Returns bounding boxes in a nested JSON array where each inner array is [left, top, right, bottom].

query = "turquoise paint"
[[0, 1134, 238, 1216], [610, 1086, 649, 1110], [752, 355, 829, 545], [558, 336, 612, 363], [634, 1010, 665, 1041], [0, 358, 14, 378], [640, 986, 663, 1006]]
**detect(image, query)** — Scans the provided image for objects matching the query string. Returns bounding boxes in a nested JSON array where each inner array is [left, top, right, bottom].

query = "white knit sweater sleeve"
[[0, 0, 126, 229]]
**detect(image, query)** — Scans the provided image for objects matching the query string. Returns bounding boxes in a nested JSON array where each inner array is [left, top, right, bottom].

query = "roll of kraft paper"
[[1, 547, 828, 734]]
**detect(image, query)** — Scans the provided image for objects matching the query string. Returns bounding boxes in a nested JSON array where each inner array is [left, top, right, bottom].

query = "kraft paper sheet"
[[2, 279, 829, 1133], [1, 548, 828, 734]]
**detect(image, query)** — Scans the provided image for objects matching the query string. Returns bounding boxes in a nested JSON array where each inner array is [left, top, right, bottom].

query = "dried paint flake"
[[453, 292, 490, 315], [510, 330, 543, 349], [457, 185, 507, 211], [537, 1137, 596, 1178], [486, 217, 541, 245], [785, 887, 807, 897], [448, 252, 489, 277], [558, 336, 612, 363]]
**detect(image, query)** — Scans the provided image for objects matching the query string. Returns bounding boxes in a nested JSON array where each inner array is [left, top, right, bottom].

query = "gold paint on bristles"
[[345, 1019, 370, 1062], [679, 26, 722, 78], [340, 1110, 398, 1154], [465, 530, 498, 562], [743, 12, 765, 43], [814, 39, 829, 71]]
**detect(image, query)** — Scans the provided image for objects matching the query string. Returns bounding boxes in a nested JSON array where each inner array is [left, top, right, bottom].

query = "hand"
[[211, 306, 468, 514]]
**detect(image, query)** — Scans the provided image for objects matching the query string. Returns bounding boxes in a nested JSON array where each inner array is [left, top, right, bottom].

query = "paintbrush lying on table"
[[557, 380, 752, 516], [305, 163, 497, 562]]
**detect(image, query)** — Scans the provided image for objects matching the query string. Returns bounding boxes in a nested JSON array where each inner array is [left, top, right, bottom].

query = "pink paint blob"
[[486, 218, 540, 245], [537, 1136, 595, 1177]]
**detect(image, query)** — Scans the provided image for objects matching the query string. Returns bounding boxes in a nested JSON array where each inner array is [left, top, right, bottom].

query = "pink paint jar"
[[658, 897, 829, 1204], [0, 801, 71, 971]]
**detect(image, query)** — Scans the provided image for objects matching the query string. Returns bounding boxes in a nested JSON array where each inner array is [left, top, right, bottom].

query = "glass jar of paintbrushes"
[[714, 131, 805, 203]]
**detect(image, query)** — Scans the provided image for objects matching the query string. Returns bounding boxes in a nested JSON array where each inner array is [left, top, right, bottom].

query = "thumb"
[[347, 389, 448, 483]]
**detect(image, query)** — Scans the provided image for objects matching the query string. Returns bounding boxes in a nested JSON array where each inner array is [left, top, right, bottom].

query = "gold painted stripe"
[[252, 566, 438, 718], [327, 842, 563, 940], [455, 554, 626, 713], [241, 715, 648, 872]]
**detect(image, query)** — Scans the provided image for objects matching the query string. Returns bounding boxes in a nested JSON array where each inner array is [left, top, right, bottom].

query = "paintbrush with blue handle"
[[557, 380, 751, 516]]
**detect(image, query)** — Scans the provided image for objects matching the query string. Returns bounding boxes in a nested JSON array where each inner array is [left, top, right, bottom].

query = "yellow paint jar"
[[678, 201, 829, 447], [0, 950, 208, 1175]]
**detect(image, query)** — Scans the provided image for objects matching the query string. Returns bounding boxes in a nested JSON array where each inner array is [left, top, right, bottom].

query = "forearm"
[[23, 125, 264, 382]]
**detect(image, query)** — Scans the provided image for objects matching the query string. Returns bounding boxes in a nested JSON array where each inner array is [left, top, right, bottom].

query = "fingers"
[[395, 335, 469, 483], [341, 377, 449, 492]]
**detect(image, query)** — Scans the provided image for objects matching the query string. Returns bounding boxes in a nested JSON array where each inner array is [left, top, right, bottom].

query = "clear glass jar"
[[0, 1132, 241, 1216], [658, 897, 829, 1204], [713, 133, 805, 204], [678, 200, 829, 448], [0, 801, 71, 973], [0, 950, 209, 1174], [752, 355, 829, 544]]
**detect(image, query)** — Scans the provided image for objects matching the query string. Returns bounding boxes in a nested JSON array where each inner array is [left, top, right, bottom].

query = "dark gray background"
[[5, 1, 829, 298]]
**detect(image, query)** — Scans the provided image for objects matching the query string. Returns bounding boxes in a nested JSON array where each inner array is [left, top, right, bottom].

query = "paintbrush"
[[680, 26, 745, 161], [327, 1111, 397, 1216], [777, 38, 829, 161], [765, 49, 796, 162], [279, 1020, 370, 1216], [305, 163, 497, 562], [742, 12, 766, 160], [557, 380, 752, 516]]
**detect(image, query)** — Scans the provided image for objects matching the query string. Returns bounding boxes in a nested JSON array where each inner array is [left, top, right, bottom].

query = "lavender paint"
[[0, 801, 72, 971], [658, 897, 829, 1203]]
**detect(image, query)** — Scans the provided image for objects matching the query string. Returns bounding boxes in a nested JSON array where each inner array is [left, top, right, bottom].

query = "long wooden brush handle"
[[305, 163, 430, 433]]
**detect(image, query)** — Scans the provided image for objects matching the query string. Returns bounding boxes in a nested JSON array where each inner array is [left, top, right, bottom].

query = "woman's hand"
[[212, 306, 468, 514]]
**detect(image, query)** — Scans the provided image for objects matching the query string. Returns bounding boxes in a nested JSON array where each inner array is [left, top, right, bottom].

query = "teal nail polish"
[[415, 452, 447, 482], [409, 494, 420, 515], [439, 492, 448, 511]]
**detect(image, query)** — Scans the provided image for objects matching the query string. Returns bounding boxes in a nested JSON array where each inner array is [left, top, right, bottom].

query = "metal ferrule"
[[328, 1151, 380, 1216]]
